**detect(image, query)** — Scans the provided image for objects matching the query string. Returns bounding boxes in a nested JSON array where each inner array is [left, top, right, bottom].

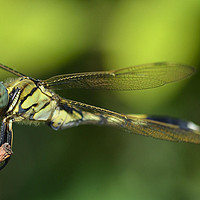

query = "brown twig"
[[0, 143, 13, 162]]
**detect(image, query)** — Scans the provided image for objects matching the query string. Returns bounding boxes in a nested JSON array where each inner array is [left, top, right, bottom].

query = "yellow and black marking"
[[0, 62, 199, 170]]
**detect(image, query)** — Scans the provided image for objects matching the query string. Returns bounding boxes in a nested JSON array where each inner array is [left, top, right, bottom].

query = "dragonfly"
[[0, 62, 199, 170]]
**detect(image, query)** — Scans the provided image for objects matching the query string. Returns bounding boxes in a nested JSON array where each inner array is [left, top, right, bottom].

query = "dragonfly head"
[[0, 83, 8, 108]]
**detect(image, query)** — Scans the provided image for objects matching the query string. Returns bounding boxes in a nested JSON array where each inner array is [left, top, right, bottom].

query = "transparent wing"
[[60, 99, 200, 144], [42, 62, 195, 90]]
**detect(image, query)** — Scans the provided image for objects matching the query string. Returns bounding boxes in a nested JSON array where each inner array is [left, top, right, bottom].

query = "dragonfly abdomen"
[[47, 99, 125, 131]]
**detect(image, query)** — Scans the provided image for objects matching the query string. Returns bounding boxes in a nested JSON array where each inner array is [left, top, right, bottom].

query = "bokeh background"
[[0, 0, 200, 199]]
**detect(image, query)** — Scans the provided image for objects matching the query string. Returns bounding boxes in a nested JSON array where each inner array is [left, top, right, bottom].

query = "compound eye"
[[0, 83, 8, 108]]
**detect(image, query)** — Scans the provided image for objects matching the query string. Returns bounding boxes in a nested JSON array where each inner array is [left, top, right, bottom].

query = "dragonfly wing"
[[42, 62, 195, 90], [49, 98, 200, 144]]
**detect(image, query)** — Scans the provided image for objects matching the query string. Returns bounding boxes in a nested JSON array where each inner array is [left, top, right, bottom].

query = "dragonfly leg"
[[0, 119, 13, 170]]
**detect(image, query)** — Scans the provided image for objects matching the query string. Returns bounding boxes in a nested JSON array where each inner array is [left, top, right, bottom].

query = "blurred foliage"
[[0, 0, 200, 200]]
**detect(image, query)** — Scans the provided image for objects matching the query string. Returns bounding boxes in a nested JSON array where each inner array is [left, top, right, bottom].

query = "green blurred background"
[[0, 0, 200, 199]]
